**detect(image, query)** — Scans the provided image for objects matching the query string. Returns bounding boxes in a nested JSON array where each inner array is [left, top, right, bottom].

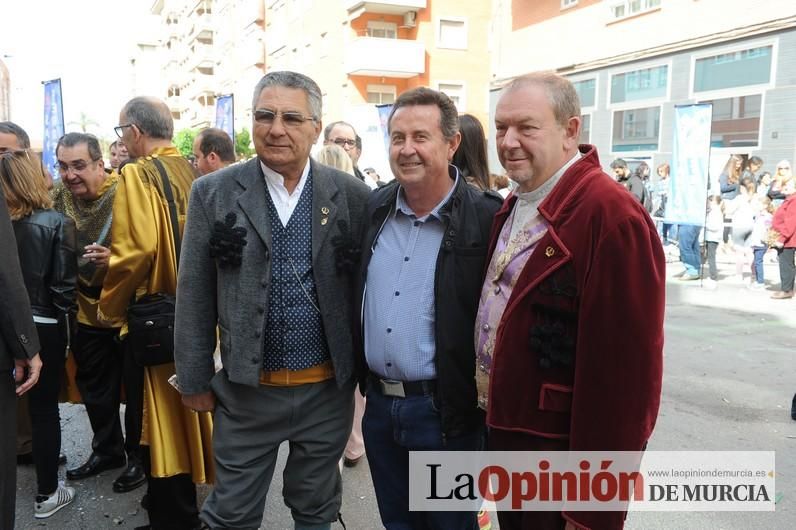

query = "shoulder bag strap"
[[151, 158, 181, 272]]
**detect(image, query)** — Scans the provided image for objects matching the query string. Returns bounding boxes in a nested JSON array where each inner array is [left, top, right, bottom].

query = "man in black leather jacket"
[[353, 87, 501, 529]]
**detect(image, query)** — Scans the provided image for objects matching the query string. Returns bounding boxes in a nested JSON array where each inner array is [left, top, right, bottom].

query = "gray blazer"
[[174, 157, 371, 394]]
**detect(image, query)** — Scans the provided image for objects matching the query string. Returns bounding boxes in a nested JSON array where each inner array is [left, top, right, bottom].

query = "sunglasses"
[[254, 109, 316, 128]]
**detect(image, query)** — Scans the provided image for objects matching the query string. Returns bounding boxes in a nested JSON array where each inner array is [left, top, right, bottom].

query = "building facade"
[[263, 0, 492, 177], [489, 0, 796, 177], [148, 0, 266, 131], [141, 0, 492, 175]]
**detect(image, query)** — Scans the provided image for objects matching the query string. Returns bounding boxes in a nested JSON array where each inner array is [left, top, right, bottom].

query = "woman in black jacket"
[[0, 150, 77, 519]]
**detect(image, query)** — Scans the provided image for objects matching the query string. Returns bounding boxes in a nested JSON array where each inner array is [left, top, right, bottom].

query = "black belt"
[[368, 372, 436, 398]]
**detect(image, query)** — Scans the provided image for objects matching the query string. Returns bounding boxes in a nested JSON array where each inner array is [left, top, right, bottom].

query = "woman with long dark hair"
[[0, 150, 77, 518], [452, 114, 491, 191]]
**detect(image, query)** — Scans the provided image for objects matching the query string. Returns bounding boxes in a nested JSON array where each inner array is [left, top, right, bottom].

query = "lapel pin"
[[321, 206, 330, 215], [545, 246, 555, 257], [321, 218, 328, 225]]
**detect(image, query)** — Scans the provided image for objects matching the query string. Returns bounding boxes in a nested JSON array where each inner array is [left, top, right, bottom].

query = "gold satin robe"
[[98, 146, 214, 483]]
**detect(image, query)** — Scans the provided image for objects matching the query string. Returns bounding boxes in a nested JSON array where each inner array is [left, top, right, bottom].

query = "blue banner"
[[376, 104, 393, 154], [215, 94, 234, 145], [665, 104, 713, 226], [43, 79, 65, 181]]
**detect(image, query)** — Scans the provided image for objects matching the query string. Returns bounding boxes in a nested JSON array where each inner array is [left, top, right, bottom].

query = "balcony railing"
[[345, 37, 425, 78], [344, 0, 426, 17]]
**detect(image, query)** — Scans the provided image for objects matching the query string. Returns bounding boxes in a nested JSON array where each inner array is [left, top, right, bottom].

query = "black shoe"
[[66, 453, 126, 480], [18, 452, 67, 466], [791, 393, 796, 421], [113, 461, 146, 493], [140, 493, 149, 511]]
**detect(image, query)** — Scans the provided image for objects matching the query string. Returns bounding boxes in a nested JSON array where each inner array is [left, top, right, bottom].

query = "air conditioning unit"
[[402, 11, 417, 28]]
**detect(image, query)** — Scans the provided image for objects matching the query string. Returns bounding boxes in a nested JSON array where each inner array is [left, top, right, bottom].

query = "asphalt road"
[[13, 257, 796, 529]]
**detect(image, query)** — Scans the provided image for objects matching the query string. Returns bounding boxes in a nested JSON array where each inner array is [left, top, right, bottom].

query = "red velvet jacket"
[[772, 194, 796, 248], [486, 146, 665, 528]]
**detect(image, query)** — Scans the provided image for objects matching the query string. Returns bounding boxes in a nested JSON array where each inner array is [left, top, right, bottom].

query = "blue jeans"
[[362, 388, 481, 530], [752, 247, 766, 284], [678, 224, 702, 274]]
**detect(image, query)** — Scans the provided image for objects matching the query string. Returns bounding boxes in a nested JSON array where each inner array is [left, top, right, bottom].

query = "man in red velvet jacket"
[[475, 72, 665, 530]]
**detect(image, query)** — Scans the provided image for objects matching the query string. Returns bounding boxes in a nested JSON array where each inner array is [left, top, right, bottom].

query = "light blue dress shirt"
[[364, 174, 459, 381]]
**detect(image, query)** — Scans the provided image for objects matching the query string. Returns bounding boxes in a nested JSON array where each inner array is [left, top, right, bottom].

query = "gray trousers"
[[202, 370, 355, 530], [1, 371, 17, 530]]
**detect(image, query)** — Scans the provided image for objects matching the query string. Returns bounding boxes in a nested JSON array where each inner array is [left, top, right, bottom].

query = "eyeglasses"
[[114, 123, 135, 139], [254, 109, 316, 128], [55, 158, 101, 174], [330, 138, 356, 149], [778, 166, 790, 170]]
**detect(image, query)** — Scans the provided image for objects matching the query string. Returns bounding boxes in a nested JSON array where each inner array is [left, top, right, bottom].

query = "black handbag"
[[126, 158, 182, 367], [128, 292, 176, 366]]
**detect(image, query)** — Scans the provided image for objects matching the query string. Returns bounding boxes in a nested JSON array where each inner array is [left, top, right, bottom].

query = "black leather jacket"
[[354, 170, 503, 438], [12, 209, 77, 327]]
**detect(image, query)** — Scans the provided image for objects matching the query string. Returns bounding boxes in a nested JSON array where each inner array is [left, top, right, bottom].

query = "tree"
[[68, 112, 99, 133], [173, 128, 198, 158], [235, 128, 254, 159]]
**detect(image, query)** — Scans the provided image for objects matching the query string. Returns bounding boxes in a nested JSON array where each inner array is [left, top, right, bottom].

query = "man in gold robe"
[[99, 97, 212, 530], [54, 132, 147, 494]]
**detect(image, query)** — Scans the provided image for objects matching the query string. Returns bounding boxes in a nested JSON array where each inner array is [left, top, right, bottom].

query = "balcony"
[[166, 94, 186, 112], [187, 13, 214, 45], [186, 42, 216, 71], [345, 37, 425, 78], [184, 72, 216, 101], [344, 0, 426, 17]]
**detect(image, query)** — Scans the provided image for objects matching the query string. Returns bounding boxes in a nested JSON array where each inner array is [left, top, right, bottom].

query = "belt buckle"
[[379, 379, 406, 398]]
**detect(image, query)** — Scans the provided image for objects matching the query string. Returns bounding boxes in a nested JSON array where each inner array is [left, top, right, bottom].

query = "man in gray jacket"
[[0, 185, 42, 529], [174, 71, 370, 529]]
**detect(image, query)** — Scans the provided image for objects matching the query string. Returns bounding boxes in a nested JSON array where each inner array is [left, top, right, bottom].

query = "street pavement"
[[13, 252, 796, 529]]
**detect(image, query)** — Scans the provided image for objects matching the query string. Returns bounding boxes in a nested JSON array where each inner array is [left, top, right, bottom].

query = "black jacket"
[[354, 170, 502, 438], [12, 209, 77, 330], [0, 195, 40, 370]]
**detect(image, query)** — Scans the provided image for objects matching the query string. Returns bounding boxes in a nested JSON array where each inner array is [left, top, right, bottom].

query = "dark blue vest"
[[263, 174, 331, 371]]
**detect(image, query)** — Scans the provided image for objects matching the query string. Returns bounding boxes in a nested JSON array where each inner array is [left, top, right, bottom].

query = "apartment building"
[[264, 0, 492, 175], [489, 0, 796, 175], [147, 0, 266, 131]]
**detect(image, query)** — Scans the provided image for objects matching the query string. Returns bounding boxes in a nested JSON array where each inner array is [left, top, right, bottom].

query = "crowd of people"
[[610, 153, 796, 296], [2, 69, 674, 530]]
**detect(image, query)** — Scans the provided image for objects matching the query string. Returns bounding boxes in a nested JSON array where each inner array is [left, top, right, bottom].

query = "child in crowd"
[[704, 195, 724, 288], [750, 196, 775, 290]]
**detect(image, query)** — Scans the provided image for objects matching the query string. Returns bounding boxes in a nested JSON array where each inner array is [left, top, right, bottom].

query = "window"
[[367, 84, 396, 105], [579, 114, 591, 144], [367, 21, 397, 39], [438, 18, 467, 49], [562, 0, 578, 8], [693, 45, 772, 93], [610, 65, 667, 104], [612, 106, 661, 152], [610, 0, 660, 20], [572, 78, 596, 108], [438, 82, 465, 111], [700, 94, 761, 148]]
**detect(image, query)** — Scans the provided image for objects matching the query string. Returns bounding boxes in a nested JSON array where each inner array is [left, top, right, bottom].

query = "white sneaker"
[[703, 278, 717, 289], [34, 481, 75, 519]]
